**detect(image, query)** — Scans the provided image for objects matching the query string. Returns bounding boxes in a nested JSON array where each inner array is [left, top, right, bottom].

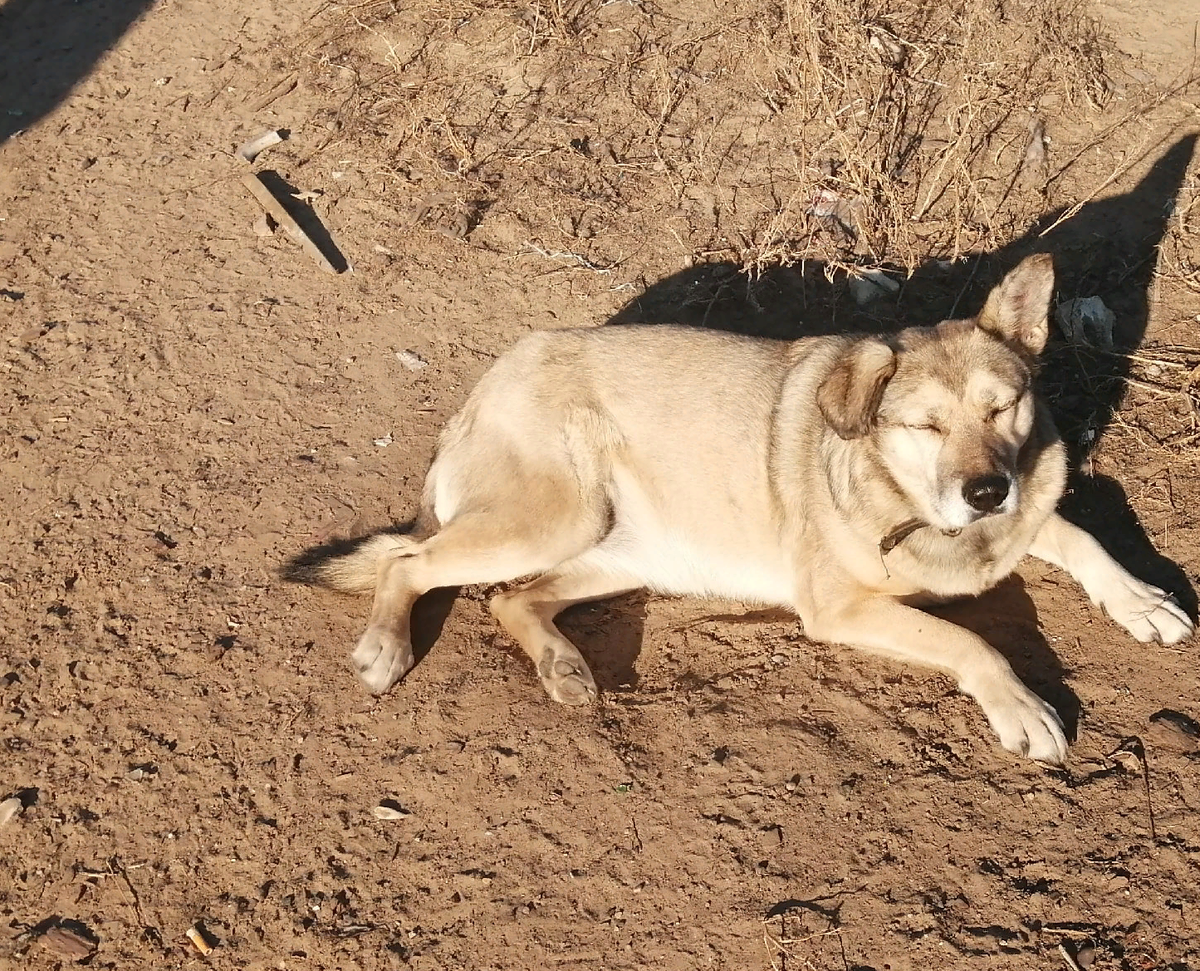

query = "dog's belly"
[[586, 521, 797, 605], [589, 464, 797, 605]]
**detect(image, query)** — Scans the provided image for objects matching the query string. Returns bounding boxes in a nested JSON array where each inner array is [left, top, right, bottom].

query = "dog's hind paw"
[[537, 648, 598, 706], [969, 677, 1068, 765], [352, 625, 415, 694], [1103, 578, 1194, 645]]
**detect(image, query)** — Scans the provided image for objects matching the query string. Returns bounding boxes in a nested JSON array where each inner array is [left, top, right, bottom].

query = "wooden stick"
[[250, 72, 298, 111], [241, 172, 340, 274]]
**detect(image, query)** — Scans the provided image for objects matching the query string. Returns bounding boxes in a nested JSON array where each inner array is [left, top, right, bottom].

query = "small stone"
[[1055, 296, 1115, 348], [494, 752, 521, 780], [396, 349, 427, 371], [40, 923, 98, 959], [0, 797, 22, 827], [1148, 708, 1200, 751], [125, 763, 157, 782], [372, 799, 410, 820], [848, 267, 900, 305], [760, 824, 784, 849]]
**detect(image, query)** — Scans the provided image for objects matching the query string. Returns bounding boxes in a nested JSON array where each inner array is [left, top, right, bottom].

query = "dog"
[[284, 254, 1192, 763]]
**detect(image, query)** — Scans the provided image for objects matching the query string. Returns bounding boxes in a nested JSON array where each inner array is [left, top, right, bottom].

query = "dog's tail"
[[281, 530, 423, 593]]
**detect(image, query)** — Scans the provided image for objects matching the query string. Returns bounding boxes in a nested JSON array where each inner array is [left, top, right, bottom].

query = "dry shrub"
[[298, 0, 1118, 281]]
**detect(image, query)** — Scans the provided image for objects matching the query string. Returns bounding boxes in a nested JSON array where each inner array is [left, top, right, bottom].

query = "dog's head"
[[818, 254, 1055, 531]]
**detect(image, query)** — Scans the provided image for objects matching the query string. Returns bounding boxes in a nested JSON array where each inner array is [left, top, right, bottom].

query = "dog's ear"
[[977, 253, 1055, 356], [817, 339, 897, 439]]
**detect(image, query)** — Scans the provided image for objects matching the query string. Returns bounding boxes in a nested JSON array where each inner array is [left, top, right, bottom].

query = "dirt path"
[[2, 0, 1199, 968]]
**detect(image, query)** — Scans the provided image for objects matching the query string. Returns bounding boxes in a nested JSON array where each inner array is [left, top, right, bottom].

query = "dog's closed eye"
[[906, 420, 945, 435], [986, 399, 1018, 421]]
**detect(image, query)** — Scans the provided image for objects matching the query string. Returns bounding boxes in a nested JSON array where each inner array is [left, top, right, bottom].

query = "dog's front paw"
[[1102, 577, 1194, 645], [966, 675, 1068, 764], [351, 625, 415, 694]]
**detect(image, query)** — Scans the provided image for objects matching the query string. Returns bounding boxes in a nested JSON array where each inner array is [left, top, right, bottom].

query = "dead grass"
[[294, 0, 1134, 283], [284, 0, 1200, 461]]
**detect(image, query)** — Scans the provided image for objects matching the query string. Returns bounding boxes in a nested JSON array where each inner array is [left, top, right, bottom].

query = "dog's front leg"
[[807, 598, 1068, 763], [1029, 513, 1194, 644]]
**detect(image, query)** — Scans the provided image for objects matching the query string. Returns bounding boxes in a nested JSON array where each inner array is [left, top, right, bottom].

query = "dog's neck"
[[879, 518, 962, 554]]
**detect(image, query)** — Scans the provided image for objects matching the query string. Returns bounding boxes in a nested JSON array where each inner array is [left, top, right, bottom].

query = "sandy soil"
[[2, 0, 1200, 968]]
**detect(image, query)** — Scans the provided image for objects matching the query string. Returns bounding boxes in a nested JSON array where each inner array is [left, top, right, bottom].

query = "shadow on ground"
[[287, 138, 1197, 720], [933, 576, 1082, 740], [605, 134, 1197, 712], [0, 0, 154, 145]]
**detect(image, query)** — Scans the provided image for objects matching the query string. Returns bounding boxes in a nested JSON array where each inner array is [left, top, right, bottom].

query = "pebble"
[[372, 800, 411, 821], [848, 268, 899, 305], [0, 797, 22, 827], [1148, 708, 1199, 752], [251, 213, 275, 237], [40, 925, 97, 959], [494, 753, 522, 779], [125, 764, 157, 782], [396, 349, 428, 371]]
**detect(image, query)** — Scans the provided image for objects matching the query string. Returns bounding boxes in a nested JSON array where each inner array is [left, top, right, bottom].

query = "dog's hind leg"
[[353, 485, 609, 694], [490, 559, 640, 705]]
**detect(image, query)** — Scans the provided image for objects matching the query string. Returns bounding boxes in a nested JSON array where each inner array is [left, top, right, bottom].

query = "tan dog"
[[284, 255, 1192, 763]]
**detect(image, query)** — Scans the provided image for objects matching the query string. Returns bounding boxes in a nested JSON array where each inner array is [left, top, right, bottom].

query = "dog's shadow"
[[557, 592, 648, 693], [599, 134, 1197, 720], [393, 137, 1197, 715], [931, 576, 1081, 740]]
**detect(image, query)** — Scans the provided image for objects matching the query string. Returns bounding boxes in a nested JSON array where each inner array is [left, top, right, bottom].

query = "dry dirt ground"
[[3, 0, 1200, 968]]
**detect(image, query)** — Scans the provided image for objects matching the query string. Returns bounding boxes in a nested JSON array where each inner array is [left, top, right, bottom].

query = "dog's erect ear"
[[977, 253, 1055, 356], [817, 339, 897, 439]]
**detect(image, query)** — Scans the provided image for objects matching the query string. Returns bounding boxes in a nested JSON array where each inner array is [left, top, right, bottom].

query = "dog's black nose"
[[963, 474, 1010, 513]]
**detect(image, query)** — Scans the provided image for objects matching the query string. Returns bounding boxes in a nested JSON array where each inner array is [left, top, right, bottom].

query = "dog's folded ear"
[[977, 253, 1055, 357], [817, 338, 897, 439]]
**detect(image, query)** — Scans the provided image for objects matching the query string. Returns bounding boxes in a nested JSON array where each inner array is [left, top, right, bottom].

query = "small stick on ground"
[[250, 72, 299, 111], [1110, 736, 1156, 841], [241, 172, 346, 274]]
